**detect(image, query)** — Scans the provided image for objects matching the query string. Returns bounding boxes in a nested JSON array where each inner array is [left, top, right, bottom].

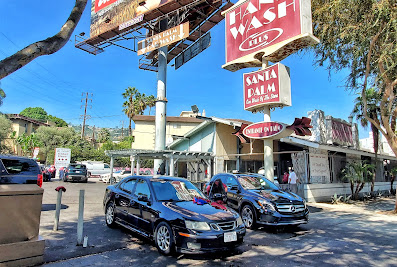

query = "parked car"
[[100, 170, 132, 183], [64, 163, 88, 183], [80, 161, 113, 177], [103, 176, 246, 255], [0, 155, 43, 187], [206, 173, 309, 229], [39, 165, 51, 182]]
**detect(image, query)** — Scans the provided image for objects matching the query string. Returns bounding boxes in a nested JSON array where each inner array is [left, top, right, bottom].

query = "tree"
[[122, 87, 139, 136], [98, 128, 111, 143], [351, 88, 382, 195], [146, 95, 156, 115], [311, 0, 397, 157], [0, 88, 6, 107], [15, 133, 41, 157], [341, 161, 375, 200], [0, 0, 88, 80], [0, 114, 12, 153], [48, 115, 68, 127], [20, 107, 48, 123]]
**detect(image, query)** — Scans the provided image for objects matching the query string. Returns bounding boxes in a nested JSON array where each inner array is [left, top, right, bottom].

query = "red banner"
[[243, 122, 285, 139], [95, 0, 119, 13]]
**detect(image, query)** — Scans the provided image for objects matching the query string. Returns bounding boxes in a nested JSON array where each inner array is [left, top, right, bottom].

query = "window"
[[24, 124, 28, 133], [134, 180, 151, 199], [104, 164, 110, 169], [173, 124, 181, 129], [222, 176, 239, 189], [119, 179, 136, 194], [1, 159, 36, 174]]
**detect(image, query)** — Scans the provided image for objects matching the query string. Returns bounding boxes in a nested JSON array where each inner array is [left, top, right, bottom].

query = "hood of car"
[[163, 201, 237, 222], [248, 189, 303, 203]]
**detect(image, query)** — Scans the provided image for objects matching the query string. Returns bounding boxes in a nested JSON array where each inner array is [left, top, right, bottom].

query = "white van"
[[80, 161, 113, 177]]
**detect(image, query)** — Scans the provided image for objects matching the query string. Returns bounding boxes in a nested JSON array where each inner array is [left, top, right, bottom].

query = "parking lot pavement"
[[40, 179, 397, 267]]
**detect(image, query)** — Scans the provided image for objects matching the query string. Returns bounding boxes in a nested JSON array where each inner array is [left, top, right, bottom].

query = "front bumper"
[[65, 175, 87, 182], [175, 225, 246, 254], [256, 209, 309, 226]]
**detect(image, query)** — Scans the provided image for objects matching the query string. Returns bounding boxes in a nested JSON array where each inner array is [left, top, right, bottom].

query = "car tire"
[[154, 222, 175, 256], [87, 172, 91, 178], [241, 204, 256, 229], [105, 202, 117, 228]]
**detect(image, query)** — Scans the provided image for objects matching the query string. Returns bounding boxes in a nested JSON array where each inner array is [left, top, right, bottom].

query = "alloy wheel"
[[106, 205, 114, 225], [156, 225, 171, 252], [242, 206, 254, 228]]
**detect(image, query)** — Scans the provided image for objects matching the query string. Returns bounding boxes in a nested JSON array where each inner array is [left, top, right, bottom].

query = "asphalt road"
[[39, 178, 397, 267]]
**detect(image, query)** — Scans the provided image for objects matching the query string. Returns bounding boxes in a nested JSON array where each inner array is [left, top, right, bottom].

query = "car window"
[[222, 176, 239, 189], [134, 180, 151, 199], [68, 164, 86, 170], [104, 164, 110, 169], [119, 179, 136, 194], [237, 175, 278, 190], [1, 159, 39, 174], [152, 180, 204, 201]]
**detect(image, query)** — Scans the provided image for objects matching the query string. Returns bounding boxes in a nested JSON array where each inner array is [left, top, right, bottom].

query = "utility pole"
[[80, 92, 92, 139], [120, 120, 125, 138]]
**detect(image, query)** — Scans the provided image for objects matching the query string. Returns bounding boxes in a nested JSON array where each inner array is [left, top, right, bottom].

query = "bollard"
[[54, 186, 66, 231], [77, 190, 85, 245]]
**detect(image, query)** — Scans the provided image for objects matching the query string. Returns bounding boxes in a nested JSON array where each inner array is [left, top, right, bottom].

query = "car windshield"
[[152, 180, 206, 201], [237, 175, 278, 190]]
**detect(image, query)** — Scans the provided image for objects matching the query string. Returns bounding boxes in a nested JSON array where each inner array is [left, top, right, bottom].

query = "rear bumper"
[[64, 175, 87, 182]]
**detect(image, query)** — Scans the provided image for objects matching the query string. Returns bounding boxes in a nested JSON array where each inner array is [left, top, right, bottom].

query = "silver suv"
[[0, 155, 43, 187]]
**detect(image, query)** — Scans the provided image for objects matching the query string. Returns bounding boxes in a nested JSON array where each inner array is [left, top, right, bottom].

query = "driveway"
[[39, 179, 397, 266]]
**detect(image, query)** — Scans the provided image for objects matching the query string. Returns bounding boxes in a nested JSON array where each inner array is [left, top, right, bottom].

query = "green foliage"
[[0, 114, 12, 153], [311, 0, 397, 158], [47, 115, 68, 127], [98, 128, 111, 143], [0, 87, 6, 106], [341, 161, 376, 200], [20, 107, 48, 122], [15, 133, 41, 157]]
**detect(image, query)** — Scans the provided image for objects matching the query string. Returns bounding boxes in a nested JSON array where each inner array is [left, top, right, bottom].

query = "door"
[[132, 179, 156, 235], [114, 178, 136, 225], [222, 175, 240, 210]]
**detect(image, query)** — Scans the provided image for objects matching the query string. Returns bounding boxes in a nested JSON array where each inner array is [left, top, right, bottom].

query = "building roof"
[[7, 114, 50, 127], [132, 115, 203, 123]]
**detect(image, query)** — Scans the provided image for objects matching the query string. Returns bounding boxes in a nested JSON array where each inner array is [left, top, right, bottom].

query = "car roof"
[[0, 155, 37, 161], [123, 175, 189, 183]]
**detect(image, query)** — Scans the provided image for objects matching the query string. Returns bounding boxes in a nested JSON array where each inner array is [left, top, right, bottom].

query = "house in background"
[[5, 114, 50, 156], [131, 111, 205, 150]]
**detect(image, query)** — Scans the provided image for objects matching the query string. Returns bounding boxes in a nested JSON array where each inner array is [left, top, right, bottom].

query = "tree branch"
[[0, 0, 88, 80]]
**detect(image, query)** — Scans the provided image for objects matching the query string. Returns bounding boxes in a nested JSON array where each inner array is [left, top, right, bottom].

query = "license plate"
[[224, 231, 237, 243], [76, 171, 81, 173]]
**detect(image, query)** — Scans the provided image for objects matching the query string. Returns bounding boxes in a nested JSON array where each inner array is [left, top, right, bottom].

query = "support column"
[[130, 156, 135, 175], [154, 19, 168, 172], [262, 57, 274, 182], [136, 157, 140, 175], [110, 156, 114, 185], [169, 156, 175, 176]]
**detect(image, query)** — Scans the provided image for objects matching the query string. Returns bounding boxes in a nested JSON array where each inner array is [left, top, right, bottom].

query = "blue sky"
[[0, 1, 368, 138]]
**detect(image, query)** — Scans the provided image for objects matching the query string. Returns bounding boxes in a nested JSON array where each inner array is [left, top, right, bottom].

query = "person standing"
[[288, 168, 299, 194], [282, 171, 289, 184]]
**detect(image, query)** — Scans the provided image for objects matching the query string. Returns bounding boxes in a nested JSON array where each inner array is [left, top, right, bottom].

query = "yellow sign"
[[137, 22, 189, 55]]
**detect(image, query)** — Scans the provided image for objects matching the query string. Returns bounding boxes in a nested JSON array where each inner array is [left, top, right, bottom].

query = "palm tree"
[[351, 88, 381, 195], [146, 95, 156, 115], [341, 161, 375, 200], [122, 87, 138, 136]]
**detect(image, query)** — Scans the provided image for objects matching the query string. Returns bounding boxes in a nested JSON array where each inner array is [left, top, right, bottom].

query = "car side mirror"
[[138, 195, 150, 203]]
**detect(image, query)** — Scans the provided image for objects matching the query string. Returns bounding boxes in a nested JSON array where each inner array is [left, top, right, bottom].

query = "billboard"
[[222, 0, 319, 71], [243, 63, 291, 111], [90, 0, 173, 38], [54, 148, 71, 169], [137, 22, 189, 55], [175, 32, 211, 70]]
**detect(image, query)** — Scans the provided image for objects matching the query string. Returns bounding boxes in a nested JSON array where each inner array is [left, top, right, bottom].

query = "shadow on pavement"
[[42, 204, 69, 211]]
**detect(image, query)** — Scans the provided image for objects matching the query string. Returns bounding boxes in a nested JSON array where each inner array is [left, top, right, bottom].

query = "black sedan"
[[103, 176, 246, 255], [207, 173, 309, 229]]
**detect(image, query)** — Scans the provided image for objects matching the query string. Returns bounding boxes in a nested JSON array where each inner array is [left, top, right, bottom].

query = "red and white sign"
[[244, 63, 291, 111], [95, 0, 118, 12], [243, 121, 286, 139], [223, 0, 319, 71], [54, 148, 71, 169]]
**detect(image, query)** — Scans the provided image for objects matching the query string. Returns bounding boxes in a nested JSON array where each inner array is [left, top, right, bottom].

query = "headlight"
[[257, 200, 276, 211], [303, 199, 307, 209], [185, 220, 211, 231], [236, 216, 244, 226]]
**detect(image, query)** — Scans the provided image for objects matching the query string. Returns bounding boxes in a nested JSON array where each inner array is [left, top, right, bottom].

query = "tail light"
[[37, 174, 43, 187]]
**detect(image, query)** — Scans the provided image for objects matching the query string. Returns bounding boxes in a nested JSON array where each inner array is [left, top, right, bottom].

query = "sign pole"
[[154, 19, 168, 173], [262, 57, 274, 182]]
